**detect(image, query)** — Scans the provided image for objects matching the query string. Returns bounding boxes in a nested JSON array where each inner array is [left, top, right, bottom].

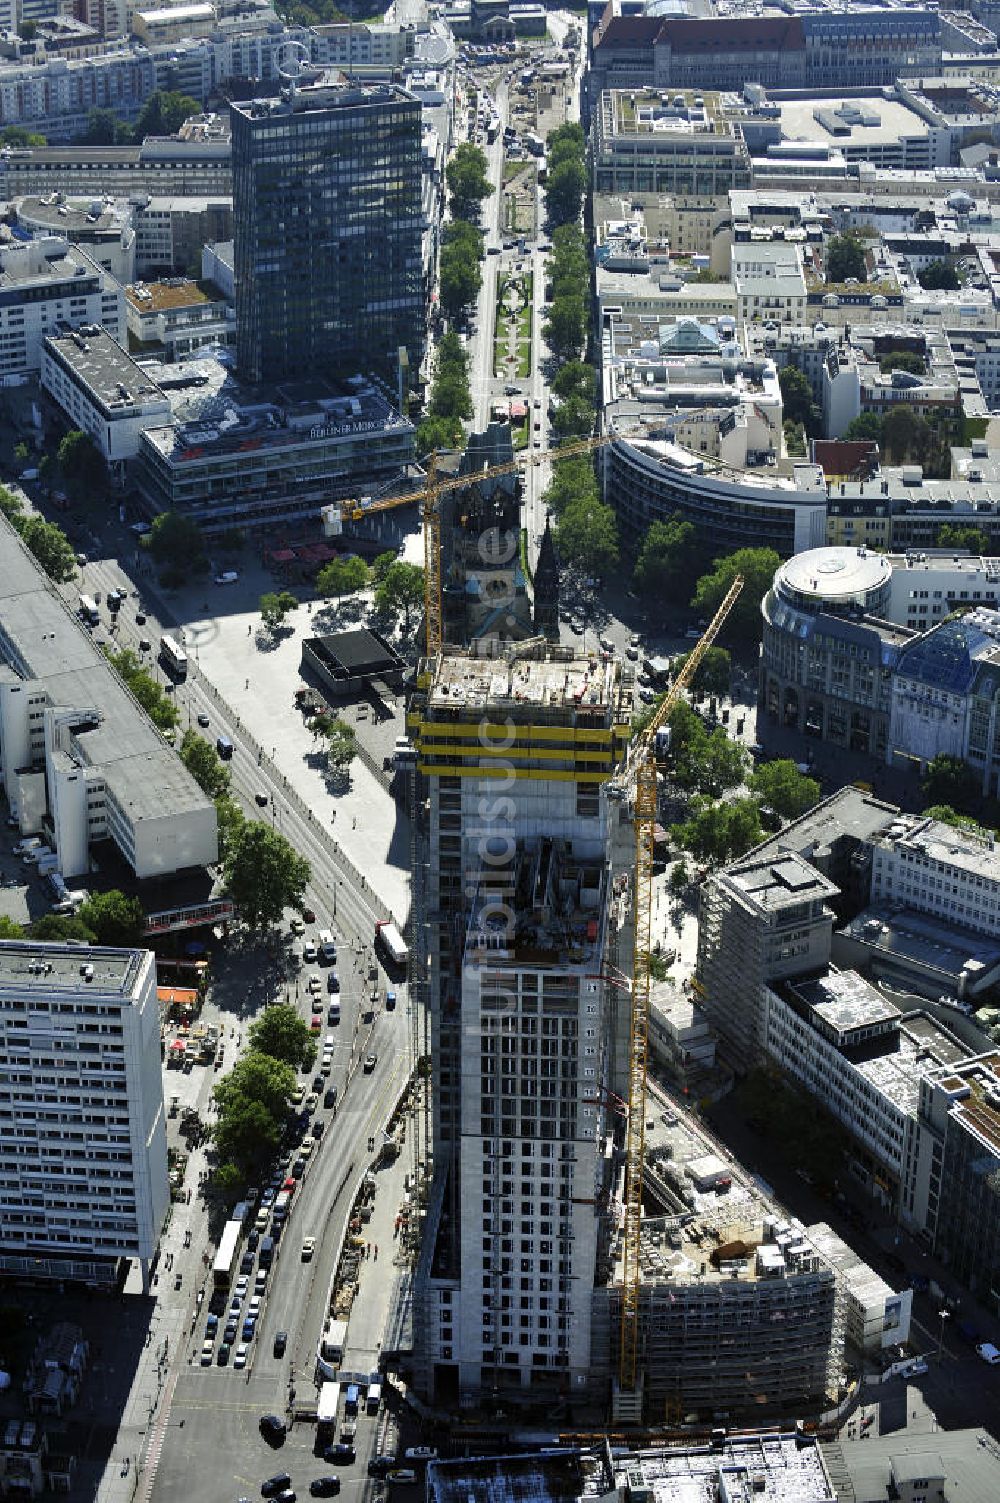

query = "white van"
[[977, 1341, 1000, 1365], [318, 929, 337, 964]]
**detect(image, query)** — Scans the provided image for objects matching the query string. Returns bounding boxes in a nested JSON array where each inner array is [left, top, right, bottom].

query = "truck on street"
[[375, 920, 408, 971]]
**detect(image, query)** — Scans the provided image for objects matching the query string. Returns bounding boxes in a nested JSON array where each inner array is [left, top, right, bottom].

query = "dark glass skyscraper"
[[231, 79, 425, 385]]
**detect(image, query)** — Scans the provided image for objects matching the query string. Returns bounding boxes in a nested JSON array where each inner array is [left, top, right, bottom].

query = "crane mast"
[[617, 574, 744, 1399]]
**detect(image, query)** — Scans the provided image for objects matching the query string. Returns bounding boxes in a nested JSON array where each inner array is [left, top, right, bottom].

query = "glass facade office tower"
[[231, 80, 424, 385]]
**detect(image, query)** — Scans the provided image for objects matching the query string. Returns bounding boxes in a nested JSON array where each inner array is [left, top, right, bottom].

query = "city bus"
[[159, 634, 188, 679], [78, 594, 100, 626], [212, 1219, 242, 1289]]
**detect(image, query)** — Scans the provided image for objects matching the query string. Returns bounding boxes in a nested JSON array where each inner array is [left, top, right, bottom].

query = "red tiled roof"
[[594, 13, 662, 48], [659, 16, 805, 52]]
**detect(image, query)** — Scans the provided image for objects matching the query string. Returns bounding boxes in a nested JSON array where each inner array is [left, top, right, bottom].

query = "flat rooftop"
[[752, 785, 900, 862], [723, 851, 839, 916], [126, 279, 214, 313], [0, 516, 213, 826], [427, 1451, 606, 1503], [0, 241, 97, 289], [139, 355, 410, 462], [839, 903, 1000, 986], [45, 327, 165, 408], [776, 96, 930, 151], [0, 940, 147, 999], [794, 969, 901, 1037], [826, 1429, 1000, 1503], [304, 628, 401, 679], [615, 1433, 836, 1503], [873, 812, 1000, 883], [429, 648, 625, 716], [15, 196, 124, 234]]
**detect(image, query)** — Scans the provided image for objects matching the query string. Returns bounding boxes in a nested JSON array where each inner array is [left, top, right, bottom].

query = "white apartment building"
[[0, 517, 217, 881], [883, 552, 1000, 631], [0, 237, 123, 377], [411, 647, 632, 1407], [869, 813, 1000, 938], [731, 241, 807, 324], [0, 940, 168, 1288], [761, 970, 953, 1226], [42, 326, 170, 466]]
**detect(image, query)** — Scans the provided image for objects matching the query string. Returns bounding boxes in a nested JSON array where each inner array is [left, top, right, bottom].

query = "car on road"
[[138, 638, 151, 653], [224, 1319, 239, 1343], [325, 1445, 355, 1466], [235, 1275, 249, 1297], [326, 973, 340, 992], [243, 1317, 256, 1341], [324, 1086, 338, 1109], [364, 1053, 377, 1073], [311, 1074, 324, 1092], [200, 1341, 214, 1366], [291, 1157, 306, 1178], [255, 792, 269, 807], [130, 521, 152, 536], [404, 1449, 438, 1461], [240, 1251, 254, 1274], [312, 1119, 325, 1138], [310, 1480, 340, 1497], [290, 916, 305, 934], [302, 907, 316, 923], [303, 941, 317, 962], [308, 978, 322, 996], [214, 572, 239, 585], [234, 1342, 249, 1370], [368, 1458, 395, 1477], [217, 1342, 231, 1366], [262, 1472, 291, 1495], [273, 1331, 287, 1357], [205, 1313, 218, 1336], [320, 1052, 333, 1075], [135, 612, 146, 625], [301, 1237, 316, 1261], [248, 1296, 262, 1318], [387, 1471, 417, 1485], [304, 1092, 319, 1112]]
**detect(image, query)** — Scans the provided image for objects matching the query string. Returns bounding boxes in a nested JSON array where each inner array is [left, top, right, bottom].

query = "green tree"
[[937, 523, 990, 554], [248, 1003, 317, 1070], [634, 517, 704, 601], [13, 442, 29, 464], [750, 759, 821, 820], [429, 332, 473, 421], [555, 497, 619, 578], [214, 794, 245, 860], [375, 561, 425, 629], [668, 861, 689, 898], [921, 754, 979, 814], [134, 90, 200, 142], [82, 107, 121, 144], [415, 414, 463, 456], [18, 515, 76, 582], [31, 913, 96, 943], [223, 821, 311, 930], [827, 233, 867, 284], [324, 718, 357, 770], [546, 156, 586, 228], [259, 589, 299, 630], [670, 714, 746, 797], [370, 551, 397, 585], [544, 295, 586, 361], [918, 259, 959, 291], [0, 916, 24, 938], [56, 429, 105, 494], [316, 555, 370, 598], [671, 644, 731, 697], [551, 360, 595, 405], [0, 124, 45, 147], [921, 804, 985, 831], [446, 142, 493, 219], [439, 218, 484, 318], [550, 393, 594, 441], [212, 1050, 297, 1177], [778, 365, 814, 427], [673, 796, 763, 863], [180, 728, 231, 800], [542, 453, 599, 518], [691, 547, 782, 643], [107, 647, 179, 732], [881, 404, 930, 465], [148, 511, 208, 578], [878, 350, 925, 376], [77, 890, 146, 947], [843, 413, 883, 442]]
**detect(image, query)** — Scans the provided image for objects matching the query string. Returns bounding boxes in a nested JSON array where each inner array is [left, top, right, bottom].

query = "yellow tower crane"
[[327, 432, 615, 656], [613, 573, 744, 1399]]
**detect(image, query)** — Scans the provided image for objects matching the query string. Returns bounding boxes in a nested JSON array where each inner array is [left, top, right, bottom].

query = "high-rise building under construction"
[[409, 644, 633, 1406]]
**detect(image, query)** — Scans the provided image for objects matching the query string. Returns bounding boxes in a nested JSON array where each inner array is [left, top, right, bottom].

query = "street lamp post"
[[936, 1308, 950, 1362]]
